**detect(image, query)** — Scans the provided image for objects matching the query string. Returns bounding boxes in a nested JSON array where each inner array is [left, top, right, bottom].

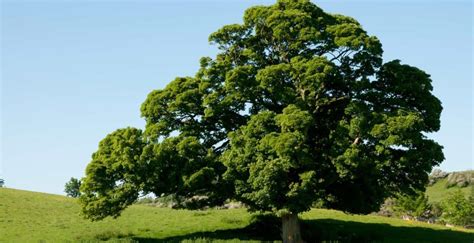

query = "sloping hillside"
[[1, 188, 473, 242], [426, 170, 473, 203]]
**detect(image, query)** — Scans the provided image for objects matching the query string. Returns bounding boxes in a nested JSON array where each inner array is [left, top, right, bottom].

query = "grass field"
[[1, 188, 473, 242], [425, 177, 473, 203]]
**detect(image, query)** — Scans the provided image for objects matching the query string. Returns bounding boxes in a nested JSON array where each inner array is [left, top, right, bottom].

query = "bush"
[[430, 202, 443, 218], [393, 191, 431, 218], [440, 190, 474, 226]]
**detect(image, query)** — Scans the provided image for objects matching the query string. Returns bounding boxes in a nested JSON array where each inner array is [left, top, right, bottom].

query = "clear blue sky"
[[1, 0, 472, 195]]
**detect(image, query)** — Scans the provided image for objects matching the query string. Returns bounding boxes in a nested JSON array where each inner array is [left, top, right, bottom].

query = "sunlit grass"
[[425, 177, 472, 203], [1, 188, 473, 242]]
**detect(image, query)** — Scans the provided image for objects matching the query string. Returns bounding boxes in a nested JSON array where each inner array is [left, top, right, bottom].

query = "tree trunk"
[[282, 213, 303, 243]]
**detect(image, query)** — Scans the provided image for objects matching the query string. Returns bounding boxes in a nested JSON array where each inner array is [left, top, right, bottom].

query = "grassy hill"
[[426, 171, 473, 203], [1, 188, 473, 242]]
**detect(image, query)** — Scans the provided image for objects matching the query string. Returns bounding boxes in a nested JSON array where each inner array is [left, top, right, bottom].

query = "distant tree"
[[79, 1, 444, 241], [0, 178, 4, 187], [64, 177, 81, 198], [441, 190, 474, 226]]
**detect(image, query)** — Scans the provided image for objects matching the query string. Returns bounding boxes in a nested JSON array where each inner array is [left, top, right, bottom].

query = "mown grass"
[[1, 188, 473, 242], [425, 177, 472, 203]]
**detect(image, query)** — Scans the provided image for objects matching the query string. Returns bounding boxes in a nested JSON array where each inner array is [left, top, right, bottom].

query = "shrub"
[[430, 202, 443, 218], [440, 190, 474, 226], [393, 191, 431, 218]]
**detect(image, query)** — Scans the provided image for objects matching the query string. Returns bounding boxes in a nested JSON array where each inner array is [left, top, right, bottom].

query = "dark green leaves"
[[64, 177, 81, 198], [373, 60, 442, 131], [80, 128, 145, 220], [223, 106, 318, 213], [81, 0, 443, 220]]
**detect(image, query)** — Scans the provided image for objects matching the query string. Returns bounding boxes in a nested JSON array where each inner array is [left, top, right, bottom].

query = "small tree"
[[64, 177, 82, 198], [441, 190, 473, 226], [393, 191, 431, 218], [79, 1, 444, 241]]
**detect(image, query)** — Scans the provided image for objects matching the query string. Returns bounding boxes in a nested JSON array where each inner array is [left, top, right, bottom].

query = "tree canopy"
[[80, 0, 443, 241], [64, 177, 82, 198]]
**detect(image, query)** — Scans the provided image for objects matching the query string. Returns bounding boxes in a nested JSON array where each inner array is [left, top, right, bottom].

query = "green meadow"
[[426, 174, 473, 203], [1, 187, 473, 242]]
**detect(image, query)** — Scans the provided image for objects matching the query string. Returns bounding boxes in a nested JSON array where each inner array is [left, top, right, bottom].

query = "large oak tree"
[[80, 1, 443, 242]]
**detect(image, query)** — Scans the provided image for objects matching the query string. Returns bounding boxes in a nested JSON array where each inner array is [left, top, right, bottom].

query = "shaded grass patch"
[[1, 188, 473, 243]]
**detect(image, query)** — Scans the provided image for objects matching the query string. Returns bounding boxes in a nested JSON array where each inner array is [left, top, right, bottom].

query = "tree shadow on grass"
[[301, 219, 474, 243], [133, 214, 281, 243], [133, 216, 474, 243]]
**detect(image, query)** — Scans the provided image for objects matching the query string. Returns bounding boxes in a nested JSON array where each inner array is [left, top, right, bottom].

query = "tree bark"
[[282, 213, 303, 243]]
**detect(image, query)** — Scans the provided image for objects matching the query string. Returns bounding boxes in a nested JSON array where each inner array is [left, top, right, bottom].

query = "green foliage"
[[64, 177, 82, 198], [222, 106, 322, 215], [440, 190, 474, 226], [430, 202, 444, 219], [393, 191, 431, 218], [80, 0, 443, 224], [80, 128, 145, 220]]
